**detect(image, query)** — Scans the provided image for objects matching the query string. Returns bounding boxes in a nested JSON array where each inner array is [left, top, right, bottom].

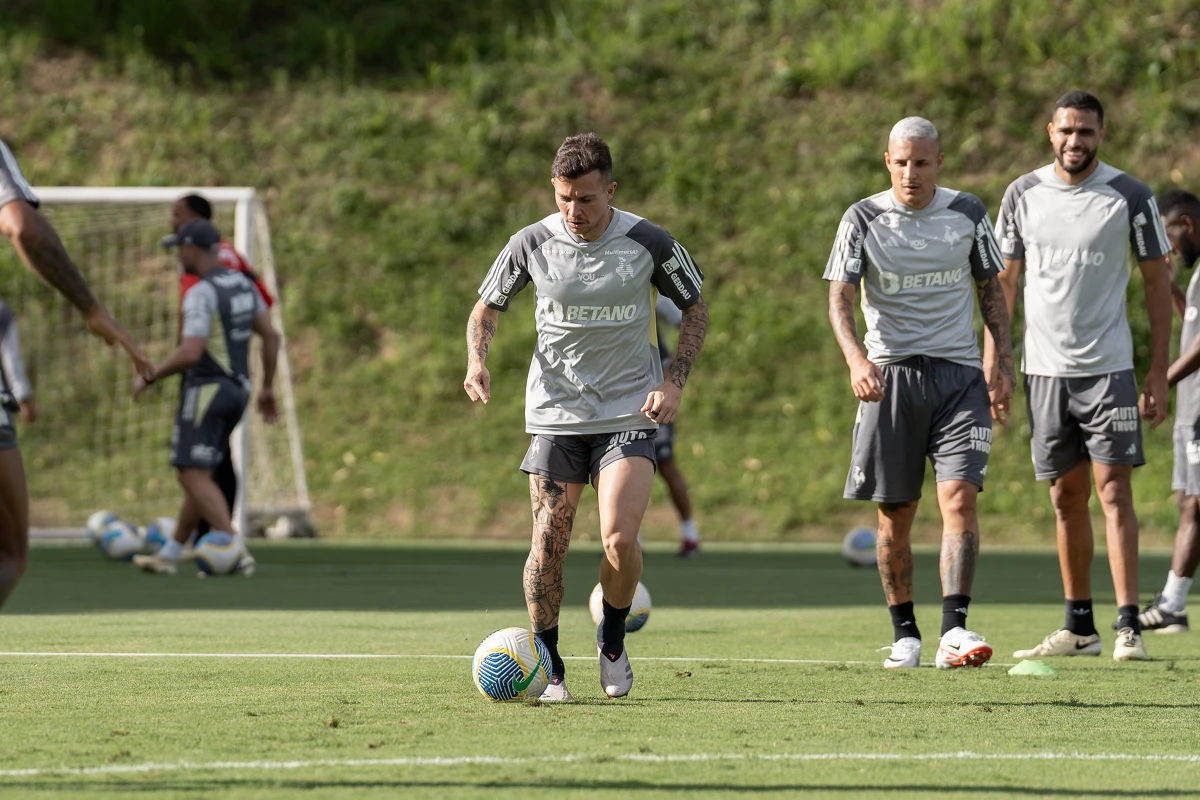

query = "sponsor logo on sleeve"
[[661, 255, 681, 274], [1133, 211, 1148, 257], [670, 272, 693, 300]]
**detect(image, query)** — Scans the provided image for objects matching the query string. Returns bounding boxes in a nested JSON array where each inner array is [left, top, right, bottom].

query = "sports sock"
[[888, 601, 920, 642], [1116, 603, 1141, 634], [1065, 599, 1096, 636], [534, 626, 565, 679], [159, 539, 183, 561], [1161, 570, 1192, 613], [680, 519, 700, 544], [940, 594, 970, 636], [601, 599, 630, 660]]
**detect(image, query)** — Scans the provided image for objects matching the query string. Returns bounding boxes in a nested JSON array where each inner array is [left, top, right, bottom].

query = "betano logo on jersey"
[[877, 267, 966, 295], [1028, 243, 1107, 268], [561, 304, 639, 322]]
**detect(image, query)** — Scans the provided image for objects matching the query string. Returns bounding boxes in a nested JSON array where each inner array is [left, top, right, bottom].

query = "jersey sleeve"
[[996, 181, 1026, 260], [822, 207, 869, 285], [651, 239, 704, 310], [478, 240, 531, 311], [0, 140, 39, 211], [181, 282, 217, 338], [949, 193, 1005, 281], [1124, 184, 1171, 261]]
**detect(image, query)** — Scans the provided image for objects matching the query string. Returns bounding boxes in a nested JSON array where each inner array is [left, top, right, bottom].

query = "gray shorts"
[[1025, 371, 1143, 481], [1172, 423, 1200, 496], [654, 422, 675, 463], [171, 379, 249, 470], [521, 429, 657, 486], [844, 357, 992, 504]]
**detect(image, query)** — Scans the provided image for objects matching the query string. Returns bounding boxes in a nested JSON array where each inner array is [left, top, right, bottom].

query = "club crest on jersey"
[[617, 256, 635, 285]]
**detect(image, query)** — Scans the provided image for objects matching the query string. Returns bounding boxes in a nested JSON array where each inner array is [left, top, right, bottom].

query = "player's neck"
[[1053, 157, 1099, 186], [891, 187, 938, 211]]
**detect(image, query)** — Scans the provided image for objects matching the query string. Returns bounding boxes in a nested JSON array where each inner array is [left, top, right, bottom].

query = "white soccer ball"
[[86, 510, 119, 545], [193, 531, 243, 575], [588, 582, 652, 633], [842, 526, 878, 567], [471, 627, 551, 702], [99, 520, 142, 561], [139, 517, 176, 554]]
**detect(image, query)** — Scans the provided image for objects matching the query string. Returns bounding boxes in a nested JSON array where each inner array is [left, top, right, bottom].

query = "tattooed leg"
[[936, 480, 981, 596], [524, 474, 584, 632], [877, 501, 918, 606]]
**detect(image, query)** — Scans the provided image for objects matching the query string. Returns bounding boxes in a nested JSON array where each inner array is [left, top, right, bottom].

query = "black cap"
[[161, 218, 220, 250]]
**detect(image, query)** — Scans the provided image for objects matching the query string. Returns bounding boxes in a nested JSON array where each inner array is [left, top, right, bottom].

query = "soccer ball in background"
[[842, 527, 878, 567], [99, 520, 142, 561], [471, 627, 551, 702], [588, 582, 652, 633], [193, 532, 243, 575], [86, 510, 119, 545], [140, 517, 176, 554]]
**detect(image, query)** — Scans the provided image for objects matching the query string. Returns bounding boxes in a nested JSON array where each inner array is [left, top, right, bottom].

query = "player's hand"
[[986, 362, 1015, 425], [18, 399, 36, 424], [132, 374, 150, 401], [849, 355, 885, 402], [464, 364, 491, 404], [257, 387, 278, 424], [85, 304, 153, 379], [1140, 366, 1169, 430], [642, 381, 682, 424]]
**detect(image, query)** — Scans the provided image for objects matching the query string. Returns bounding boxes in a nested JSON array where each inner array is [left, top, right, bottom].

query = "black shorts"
[[171, 379, 249, 470], [1024, 371, 1143, 481], [520, 430, 657, 486], [654, 422, 675, 463]]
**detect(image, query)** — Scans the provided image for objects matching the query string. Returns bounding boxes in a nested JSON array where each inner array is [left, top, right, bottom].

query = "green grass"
[[2, 540, 1199, 797]]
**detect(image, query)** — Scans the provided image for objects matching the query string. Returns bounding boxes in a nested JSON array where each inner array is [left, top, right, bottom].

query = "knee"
[[1050, 479, 1090, 514], [939, 483, 977, 520], [602, 531, 640, 568], [1177, 492, 1199, 518], [1096, 477, 1133, 513]]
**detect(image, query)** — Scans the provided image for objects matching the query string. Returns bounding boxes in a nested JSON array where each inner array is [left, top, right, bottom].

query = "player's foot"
[[1112, 594, 1189, 634], [935, 627, 993, 668], [1113, 627, 1148, 661], [538, 676, 572, 702], [677, 540, 699, 559], [132, 553, 177, 576], [235, 552, 256, 578], [1013, 629, 1101, 658], [597, 625, 633, 698], [879, 636, 921, 668]]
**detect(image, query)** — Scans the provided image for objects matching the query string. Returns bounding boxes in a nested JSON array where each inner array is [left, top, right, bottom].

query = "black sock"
[[888, 601, 921, 642], [1116, 604, 1141, 634], [535, 626, 565, 678], [601, 599, 630, 660], [941, 594, 970, 636], [1065, 599, 1097, 636]]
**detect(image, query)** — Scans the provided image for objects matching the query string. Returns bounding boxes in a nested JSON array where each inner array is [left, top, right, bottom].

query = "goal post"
[[0, 186, 312, 538]]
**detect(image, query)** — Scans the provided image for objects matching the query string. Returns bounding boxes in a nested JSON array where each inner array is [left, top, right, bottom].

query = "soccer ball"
[[842, 527, 878, 567], [140, 517, 176, 554], [99, 520, 142, 561], [86, 510, 119, 545], [588, 582, 652, 633], [193, 532, 243, 575], [471, 627, 551, 702]]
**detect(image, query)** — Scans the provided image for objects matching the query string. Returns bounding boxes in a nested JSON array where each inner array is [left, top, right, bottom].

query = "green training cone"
[[1007, 659, 1059, 676]]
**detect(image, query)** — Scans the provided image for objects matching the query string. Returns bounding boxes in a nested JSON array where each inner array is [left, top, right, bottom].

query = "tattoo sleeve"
[[828, 281, 867, 364], [976, 276, 1014, 381], [524, 476, 577, 631], [466, 304, 498, 366], [877, 502, 916, 605], [667, 298, 709, 390], [14, 212, 96, 313], [939, 529, 979, 596]]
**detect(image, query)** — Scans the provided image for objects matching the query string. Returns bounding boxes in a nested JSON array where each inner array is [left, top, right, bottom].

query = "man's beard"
[[1057, 146, 1096, 175]]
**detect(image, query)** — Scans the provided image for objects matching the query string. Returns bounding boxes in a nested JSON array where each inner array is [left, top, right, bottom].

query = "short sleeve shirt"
[[0, 140, 39, 212]]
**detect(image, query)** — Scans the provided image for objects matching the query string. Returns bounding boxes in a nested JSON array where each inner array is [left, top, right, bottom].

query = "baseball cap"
[[161, 218, 221, 250]]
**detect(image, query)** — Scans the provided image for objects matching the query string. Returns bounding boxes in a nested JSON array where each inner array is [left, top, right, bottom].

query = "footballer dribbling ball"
[[99, 520, 142, 561], [842, 526, 878, 567], [86, 510, 119, 545], [193, 531, 243, 575], [139, 517, 176, 554], [588, 582, 652, 633], [471, 627, 551, 702]]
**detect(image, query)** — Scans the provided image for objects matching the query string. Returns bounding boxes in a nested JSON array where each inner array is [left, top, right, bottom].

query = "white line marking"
[[3, 750, 1199, 778]]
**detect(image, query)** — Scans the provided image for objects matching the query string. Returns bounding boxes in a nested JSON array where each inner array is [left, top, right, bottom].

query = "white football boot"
[[880, 637, 921, 668], [132, 553, 178, 576], [936, 627, 993, 668], [1013, 629, 1101, 658], [1112, 627, 1148, 661], [538, 676, 573, 702], [597, 625, 633, 698]]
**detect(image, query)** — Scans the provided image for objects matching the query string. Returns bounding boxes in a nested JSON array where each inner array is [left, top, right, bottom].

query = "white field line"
[[3, 750, 1200, 778], [0, 651, 1019, 667]]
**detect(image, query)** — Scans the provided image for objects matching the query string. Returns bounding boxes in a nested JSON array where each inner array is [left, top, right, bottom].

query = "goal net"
[[0, 187, 312, 538]]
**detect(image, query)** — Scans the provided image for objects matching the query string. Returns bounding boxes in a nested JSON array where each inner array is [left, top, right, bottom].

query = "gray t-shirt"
[[1177, 266, 1200, 426], [479, 208, 704, 435], [0, 140, 38, 212], [181, 267, 266, 387], [996, 161, 1171, 378], [823, 187, 1003, 368], [0, 300, 30, 402]]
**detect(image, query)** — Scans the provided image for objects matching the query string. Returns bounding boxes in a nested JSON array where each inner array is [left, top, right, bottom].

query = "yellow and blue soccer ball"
[[86, 510, 119, 545], [471, 627, 551, 702], [842, 526, 878, 567], [193, 532, 243, 575], [140, 517, 176, 554], [99, 520, 142, 561], [588, 582, 652, 633]]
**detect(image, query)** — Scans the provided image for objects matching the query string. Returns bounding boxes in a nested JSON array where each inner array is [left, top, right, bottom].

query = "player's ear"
[[607, 182, 616, 201], [936, 152, 944, 169]]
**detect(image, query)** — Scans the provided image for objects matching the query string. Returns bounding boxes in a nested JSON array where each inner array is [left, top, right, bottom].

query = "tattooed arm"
[[975, 275, 1015, 424], [642, 298, 708, 425], [828, 280, 885, 402], [464, 299, 499, 404]]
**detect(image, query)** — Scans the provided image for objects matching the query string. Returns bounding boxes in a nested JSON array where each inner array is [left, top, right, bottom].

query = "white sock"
[[680, 519, 700, 544], [159, 539, 183, 561], [1161, 570, 1192, 613]]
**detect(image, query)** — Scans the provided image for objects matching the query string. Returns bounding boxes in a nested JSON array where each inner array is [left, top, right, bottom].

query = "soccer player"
[[654, 295, 702, 557], [824, 117, 1015, 670], [132, 219, 279, 576], [0, 299, 36, 424], [464, 134, 708, 701], [986, 92, 1173, 662], [0, 138, 151, 608]]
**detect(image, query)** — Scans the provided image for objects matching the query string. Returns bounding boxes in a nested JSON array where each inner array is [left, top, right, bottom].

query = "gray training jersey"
[[823, 187, 1004, 368], [1178, 266, 1200, 426], [478, 208, 704, 435], [0, 139, 39, 212], [996, 161, 1171, 378], [181, 267, 266, 388]]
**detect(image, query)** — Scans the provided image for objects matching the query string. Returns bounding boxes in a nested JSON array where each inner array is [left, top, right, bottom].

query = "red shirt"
[[179, 238, 275, 307]]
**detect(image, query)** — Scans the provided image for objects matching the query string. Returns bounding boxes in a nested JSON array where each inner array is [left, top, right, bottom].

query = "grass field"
[[2, 540, 1199, 798]]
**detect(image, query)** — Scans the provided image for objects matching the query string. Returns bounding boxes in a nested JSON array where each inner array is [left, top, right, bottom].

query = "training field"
[[1, 540, 1198, 798]]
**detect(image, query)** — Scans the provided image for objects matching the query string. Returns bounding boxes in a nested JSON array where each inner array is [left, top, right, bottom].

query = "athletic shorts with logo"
[[521, 429, 657, 486], [1024, 371, 1143, 481], [654, 422, 675, 463], [844, 357, 992, 503], [1172, 423, 1200, 496], [171, 379, 249, 469]]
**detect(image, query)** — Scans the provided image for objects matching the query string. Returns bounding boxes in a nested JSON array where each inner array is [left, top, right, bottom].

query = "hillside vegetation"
[[1, 1, 1199, 540]]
